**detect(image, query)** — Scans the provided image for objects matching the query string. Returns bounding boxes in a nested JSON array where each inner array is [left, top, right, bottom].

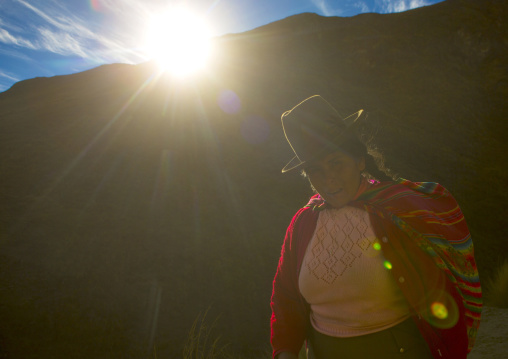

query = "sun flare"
[[144, 6, 213, 77]]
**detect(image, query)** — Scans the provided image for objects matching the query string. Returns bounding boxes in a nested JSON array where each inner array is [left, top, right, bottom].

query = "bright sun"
[[144, 6, 213, 77]]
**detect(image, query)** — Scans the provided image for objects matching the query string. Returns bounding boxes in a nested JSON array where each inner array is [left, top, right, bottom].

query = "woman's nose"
[[323, 167, 338, 183]]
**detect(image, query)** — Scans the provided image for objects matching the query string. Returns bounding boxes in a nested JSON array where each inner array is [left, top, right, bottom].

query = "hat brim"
[[281, 109, 365, 173], [282, 155, 307, 173]]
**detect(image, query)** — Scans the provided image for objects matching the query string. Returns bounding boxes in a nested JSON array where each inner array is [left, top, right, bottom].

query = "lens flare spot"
[[383, 261, 392, 270], [425, 291, 459, 329], [90, 0, 104, 12], [365, 239, 381, 258], [218, 90, 241, 114], [431, 302, 449, 319]]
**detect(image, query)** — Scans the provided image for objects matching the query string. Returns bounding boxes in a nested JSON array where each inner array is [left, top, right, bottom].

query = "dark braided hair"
[[363, 146, 395, 182]]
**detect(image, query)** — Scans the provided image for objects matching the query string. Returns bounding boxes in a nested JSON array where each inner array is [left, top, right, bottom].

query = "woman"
[[270, 95, 482, 359]]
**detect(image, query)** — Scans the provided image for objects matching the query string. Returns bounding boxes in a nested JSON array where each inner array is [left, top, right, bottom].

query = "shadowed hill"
[[0, 0, 507, 357]]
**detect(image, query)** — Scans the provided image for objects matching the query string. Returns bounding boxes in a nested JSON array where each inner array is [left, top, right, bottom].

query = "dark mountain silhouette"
[[0, 0, 506, 357]]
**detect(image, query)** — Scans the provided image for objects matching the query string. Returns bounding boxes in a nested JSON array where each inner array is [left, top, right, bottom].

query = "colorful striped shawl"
[[306, 178, 482, 353]]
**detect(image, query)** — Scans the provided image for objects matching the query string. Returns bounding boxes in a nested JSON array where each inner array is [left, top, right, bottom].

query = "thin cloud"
[[91, 0, 156, 19], [13, 0, 146, 63], [0, 70, 20, 82], [37, 27, 88, 58], [0, 28, 37, 49], [379, 0, 430, 13], [0, 70, 20, 92], [310, 0, 343, 16], [355, 1, 371, 13], [15, 0, 69, 31], [0, 46, 36, 62]]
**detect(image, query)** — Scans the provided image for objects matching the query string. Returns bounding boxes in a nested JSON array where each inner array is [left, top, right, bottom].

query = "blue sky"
[[0, 0, 444, 92]]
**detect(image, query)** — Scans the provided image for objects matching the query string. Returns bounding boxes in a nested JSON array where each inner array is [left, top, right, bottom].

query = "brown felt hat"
[[281, 95, 364, 173]]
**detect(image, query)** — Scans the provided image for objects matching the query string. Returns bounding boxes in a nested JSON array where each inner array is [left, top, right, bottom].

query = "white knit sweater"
[[299, 205, 410, 337]]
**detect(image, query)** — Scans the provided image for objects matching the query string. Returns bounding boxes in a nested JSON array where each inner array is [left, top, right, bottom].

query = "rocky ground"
[[468, 306, 508, 358]]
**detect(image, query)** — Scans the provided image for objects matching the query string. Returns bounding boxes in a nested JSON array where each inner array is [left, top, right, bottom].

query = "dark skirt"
[[307, 318, 433, 359]]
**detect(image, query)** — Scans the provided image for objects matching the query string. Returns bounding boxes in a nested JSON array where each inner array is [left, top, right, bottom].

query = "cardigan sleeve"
[[270, 208, 311, 358]]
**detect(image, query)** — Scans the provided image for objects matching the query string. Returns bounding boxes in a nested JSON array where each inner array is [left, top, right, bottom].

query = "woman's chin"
[[324, 196, 347, 209], [323, 190, 358, 209]]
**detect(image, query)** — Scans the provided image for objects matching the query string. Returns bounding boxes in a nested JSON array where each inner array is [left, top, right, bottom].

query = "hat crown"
[[281, 95, 363, 173]]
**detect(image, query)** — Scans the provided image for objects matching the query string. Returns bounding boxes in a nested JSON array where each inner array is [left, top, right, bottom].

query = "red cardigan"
[[270, 198, 468, 359]]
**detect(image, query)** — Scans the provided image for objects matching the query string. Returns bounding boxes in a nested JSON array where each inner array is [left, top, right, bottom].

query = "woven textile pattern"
[[305, 206, 377, 283]]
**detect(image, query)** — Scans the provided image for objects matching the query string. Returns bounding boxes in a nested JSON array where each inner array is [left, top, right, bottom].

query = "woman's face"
[[304, 151, 365, 209]]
